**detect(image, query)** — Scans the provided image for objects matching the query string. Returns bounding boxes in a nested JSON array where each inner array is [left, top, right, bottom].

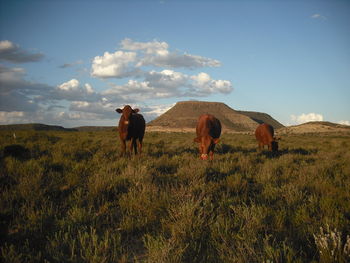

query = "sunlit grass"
[[1, 130, 350, 262]]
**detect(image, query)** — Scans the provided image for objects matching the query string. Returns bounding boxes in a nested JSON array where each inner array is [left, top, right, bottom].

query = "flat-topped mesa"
[[148, 101, 283, 132]]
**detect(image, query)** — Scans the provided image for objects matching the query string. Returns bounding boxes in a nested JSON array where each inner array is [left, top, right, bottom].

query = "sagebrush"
[[1, 130, 350, 262]]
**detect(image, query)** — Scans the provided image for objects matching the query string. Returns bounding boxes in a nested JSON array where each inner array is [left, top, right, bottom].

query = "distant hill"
[[237, 110, 284, 129], [0, 123, 117, 132], [278, 121, 350, 134], [147, 101, 283, 132], [73, 126, 115, 132], [0, 123, 77, 131]]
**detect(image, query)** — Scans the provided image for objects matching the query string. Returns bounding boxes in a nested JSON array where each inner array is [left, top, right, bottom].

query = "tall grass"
[[1, 130, 350, 262]]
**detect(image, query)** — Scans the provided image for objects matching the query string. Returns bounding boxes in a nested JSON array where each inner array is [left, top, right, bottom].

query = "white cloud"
[[192, 72, 211, 85], [91, 51, 138, 78], [55, 79, 97, 101], [145, 70, 187, 90], [311, 13, 327, 20], [140, 103, 175, 121], [0, 111, 25, 124], [338, 120, 350, 126], [137, 51, 221, 69], [91, 38, 221, 79], [0, 40, 44, 63], [144, 103, 174, 116], [0, 39, 234, 126], [121, 38, 169, 55], [58, 79, 80, 91], [0, 40, 14, 51], [291, 113, 324, 124], [191, 72, 233, 95], [84, 83, 94, 94], [103, 69, 232, 101]]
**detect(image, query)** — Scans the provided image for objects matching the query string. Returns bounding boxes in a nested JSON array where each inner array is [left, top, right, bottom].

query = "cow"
[[116, 105, 146, 156], [194, 114, 221, 160], [255, 123, 279, 152]]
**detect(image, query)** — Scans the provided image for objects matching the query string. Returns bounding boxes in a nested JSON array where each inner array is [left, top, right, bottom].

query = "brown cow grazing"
[[255, 123, 279, 152], [194, 114, 221, 160], [116, 105, 146, 156]]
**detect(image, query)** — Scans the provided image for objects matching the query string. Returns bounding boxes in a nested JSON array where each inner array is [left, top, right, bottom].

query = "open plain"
[[1, 129, 350, 262]]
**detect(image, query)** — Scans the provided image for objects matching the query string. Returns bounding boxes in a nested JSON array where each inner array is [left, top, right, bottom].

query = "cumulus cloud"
[[89, 38, 232, 121], [103, 69, 232, 101], [145, 70, 187, 89], [91, 38, 221, 79], [91, 51, 140, 78], [70, 100, 112, 115], [191, 72, 232, 95], [1, 39, 233, 126], [54, 79, 98, 101], [0, 40, 44, 63], [291, 113, 324, 124], [121, 38, 221, 68]]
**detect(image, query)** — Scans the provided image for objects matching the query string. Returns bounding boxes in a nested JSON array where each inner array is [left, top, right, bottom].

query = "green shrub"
[[1, 130, 349, 262]]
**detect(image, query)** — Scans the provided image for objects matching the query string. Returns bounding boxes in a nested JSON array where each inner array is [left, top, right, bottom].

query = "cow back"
[[196, 114, 221, 139], [127, 113, 146, 139], [255, 123, 274, 144]]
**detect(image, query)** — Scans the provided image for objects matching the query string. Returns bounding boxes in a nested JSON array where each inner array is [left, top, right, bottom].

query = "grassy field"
[[1, 129, 350, 262]]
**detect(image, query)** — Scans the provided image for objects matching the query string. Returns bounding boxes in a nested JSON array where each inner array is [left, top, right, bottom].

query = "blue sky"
[[0, 0, 349, 127]]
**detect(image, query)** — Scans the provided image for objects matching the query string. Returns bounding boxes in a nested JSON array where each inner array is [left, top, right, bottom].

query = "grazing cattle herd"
[[116, 105, 280, 159]]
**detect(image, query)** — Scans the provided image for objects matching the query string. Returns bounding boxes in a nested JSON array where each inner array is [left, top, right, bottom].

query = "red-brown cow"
[[255, 123, 279, 152], [194, 114, 221, 160], [116, 105, 146, 156]]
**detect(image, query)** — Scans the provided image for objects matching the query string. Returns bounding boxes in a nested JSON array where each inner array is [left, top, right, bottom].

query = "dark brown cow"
[[255, 123, 279, 152], [116, 105, 146, 155], [194, 114, 221, 160]]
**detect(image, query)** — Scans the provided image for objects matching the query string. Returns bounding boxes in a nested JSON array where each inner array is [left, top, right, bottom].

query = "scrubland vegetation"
[[1, 129, 350, 262]]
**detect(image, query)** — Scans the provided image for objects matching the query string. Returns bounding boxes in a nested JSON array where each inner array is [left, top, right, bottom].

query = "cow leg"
[[258, 142, 263, 151], [133, 139, 138, 155], [209, 144, 215, 160], [209, 151, 214, 160], [199, 144, 204, 158], [129, 138, 137, 155], [128, 139, 134, 155], [120, 140, 126, 156], [137, 138, 143, 155]]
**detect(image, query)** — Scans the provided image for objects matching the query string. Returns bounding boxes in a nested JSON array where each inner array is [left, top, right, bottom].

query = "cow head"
[[116, 105, 140, 125], [194, 136, 220, 160]]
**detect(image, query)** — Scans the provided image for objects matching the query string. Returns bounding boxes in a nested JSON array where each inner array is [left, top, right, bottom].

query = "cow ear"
[[213, 138, 220, 144], [133, 108, 140, 113], [194, 137, 200, 143], [116, 108, 123, 113]]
